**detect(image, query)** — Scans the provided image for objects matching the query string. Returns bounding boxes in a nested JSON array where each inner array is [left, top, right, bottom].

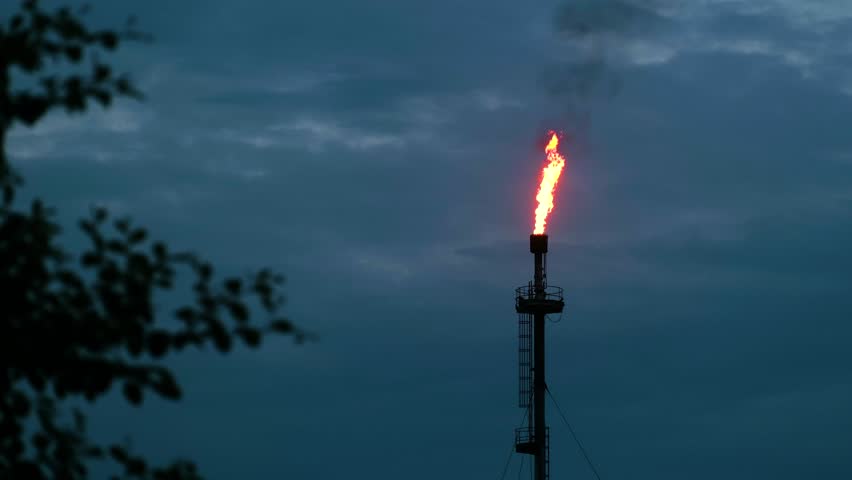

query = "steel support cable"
[[498, 440, 516, 480], [545, 385, 604, 480]]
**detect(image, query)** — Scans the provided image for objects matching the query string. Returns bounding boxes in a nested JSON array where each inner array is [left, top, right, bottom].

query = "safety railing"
[[515, 284, 563, 302]]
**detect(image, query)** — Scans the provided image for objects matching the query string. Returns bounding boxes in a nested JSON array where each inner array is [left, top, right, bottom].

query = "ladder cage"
[[518, 312, 532, 408]]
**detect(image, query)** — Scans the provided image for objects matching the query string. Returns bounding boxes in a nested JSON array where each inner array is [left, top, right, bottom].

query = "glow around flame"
[[533, 132, 566, 234]]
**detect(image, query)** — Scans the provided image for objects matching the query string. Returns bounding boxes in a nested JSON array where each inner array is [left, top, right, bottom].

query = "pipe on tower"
[[530, 234, 547, 298]]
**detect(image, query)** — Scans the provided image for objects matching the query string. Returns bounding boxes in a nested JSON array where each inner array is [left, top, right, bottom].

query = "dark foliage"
[[0, 2, 302, 478]]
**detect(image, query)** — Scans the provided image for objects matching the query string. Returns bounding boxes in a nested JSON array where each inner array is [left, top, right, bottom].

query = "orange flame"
[[533, 132, 566, 234]]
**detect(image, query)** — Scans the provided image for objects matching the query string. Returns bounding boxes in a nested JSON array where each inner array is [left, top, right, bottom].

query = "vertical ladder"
[[518, 313, 532, 407], [545, 427, 550, 480]]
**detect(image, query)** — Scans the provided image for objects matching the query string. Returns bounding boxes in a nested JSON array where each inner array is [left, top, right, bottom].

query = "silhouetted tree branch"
[[0, 2, 303, 478]]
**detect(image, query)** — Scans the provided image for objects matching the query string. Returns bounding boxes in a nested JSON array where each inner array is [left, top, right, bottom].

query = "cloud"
[[547, 0, 676, 94], [188, 67, 352, 106], [270, 118, 408, 151], [215, 118, 413, 153], [546, 0, 847, 99], [211, 86, 525, 156], [554, 0, 671, 37], [706, 38, 812, 67], [7, 103, 151, 163], [349, 250, 412, 284], [18, 104, 147, 136], [473, 90, 525, 112], [699, 0, 852, 29], [621, 38, 678, 65]]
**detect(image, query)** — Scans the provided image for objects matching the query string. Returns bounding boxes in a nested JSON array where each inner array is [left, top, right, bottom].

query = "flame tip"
[[533, 129, 566, 233], [545, 133, 559, 152]]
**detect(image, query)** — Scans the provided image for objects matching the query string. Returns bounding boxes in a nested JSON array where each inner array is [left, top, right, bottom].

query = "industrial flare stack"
[[514, 132, 567, 480], [514, 234, 564, 480]]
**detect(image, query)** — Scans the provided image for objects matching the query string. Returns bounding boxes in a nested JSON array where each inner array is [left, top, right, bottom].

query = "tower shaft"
[[533, 310, 546, 480], [515, 235, 563, 480]]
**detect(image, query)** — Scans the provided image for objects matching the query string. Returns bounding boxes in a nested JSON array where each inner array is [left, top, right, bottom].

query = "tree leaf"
[[270, 319, 293, 334], [152, 372, 181, 400], [147, 331, 170, 357], [81, 252, 100, 266], [109, 445, 129, 462], [122, 383, 142, 405], [227, 301, 248, 322], [128, 228, 147, 244], [100, 31, 118, 49], [237, 327, 261, 347], [224, 278, 241, 295], [175, 306, 196, 322]]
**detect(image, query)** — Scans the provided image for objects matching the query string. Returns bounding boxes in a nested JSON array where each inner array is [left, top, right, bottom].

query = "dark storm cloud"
[[553, 0, 670, 37], [543, 0, 675, 103]]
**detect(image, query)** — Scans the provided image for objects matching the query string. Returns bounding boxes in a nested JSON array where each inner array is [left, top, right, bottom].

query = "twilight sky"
[[7, 0, 852, 479]]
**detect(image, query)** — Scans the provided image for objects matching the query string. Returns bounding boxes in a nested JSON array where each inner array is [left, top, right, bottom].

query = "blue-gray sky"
[[7, 0, 852, 478]]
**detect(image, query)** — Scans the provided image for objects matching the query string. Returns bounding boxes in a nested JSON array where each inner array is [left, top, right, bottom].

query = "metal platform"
[[515, 427, 550, 479], [515, 284, 564, 314]]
